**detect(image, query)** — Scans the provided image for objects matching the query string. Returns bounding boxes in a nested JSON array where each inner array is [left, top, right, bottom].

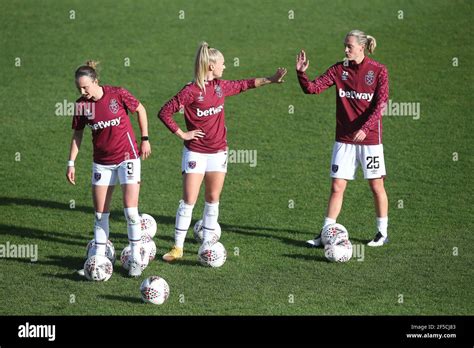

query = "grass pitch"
[[0, 0, 472, 315]]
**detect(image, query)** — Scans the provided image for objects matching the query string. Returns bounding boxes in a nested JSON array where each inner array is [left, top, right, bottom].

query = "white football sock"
[[202, 201, 219, 244], [376, 217, 388, 237], [94, 212, 109, 256], [322, 217, 336, 229], [175, 200, 194, 248], [124, 207, 141, 260]]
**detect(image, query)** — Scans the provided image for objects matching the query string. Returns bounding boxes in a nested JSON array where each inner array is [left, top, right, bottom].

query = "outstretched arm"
[[221, 67, 287, 97], [254, 68, 287, 87]]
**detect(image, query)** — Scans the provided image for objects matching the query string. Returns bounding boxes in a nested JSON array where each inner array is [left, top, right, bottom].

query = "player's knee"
[[330, 182, 346, 194], [205, 192, 220, 203], [123, 207, 140, 225], [369, 180, 386, 195]]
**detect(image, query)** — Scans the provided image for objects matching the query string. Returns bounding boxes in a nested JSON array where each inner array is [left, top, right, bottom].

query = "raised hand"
[[296, 50, 310, 72]]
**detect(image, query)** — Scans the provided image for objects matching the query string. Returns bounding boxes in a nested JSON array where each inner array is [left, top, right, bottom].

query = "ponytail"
[[194, 42, 210, 92], [346, 30, 377, 54], [366, 35, 377, 54], [194, 41, 224, 92], [75, 60, 99, 81]]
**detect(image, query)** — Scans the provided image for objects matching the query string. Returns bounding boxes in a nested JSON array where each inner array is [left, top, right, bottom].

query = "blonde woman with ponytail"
[[67, 60, 152, 277], [159, 42, 287, 262], [296, 30, 390, 247]]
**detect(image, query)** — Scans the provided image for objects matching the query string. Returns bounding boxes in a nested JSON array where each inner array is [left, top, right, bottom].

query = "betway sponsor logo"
[[196, 105, 224, 117], [88, 116, 121, 130], [339, 88, 374, 102]]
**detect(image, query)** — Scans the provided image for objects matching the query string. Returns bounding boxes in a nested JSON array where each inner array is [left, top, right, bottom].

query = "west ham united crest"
[[94, 172, 102, 181], [109, 98, 120, 114], [188, 161, 196, 169], [332, 164, 339, 173], [215, 85, 223, 98], [365, 70, 375, 86]]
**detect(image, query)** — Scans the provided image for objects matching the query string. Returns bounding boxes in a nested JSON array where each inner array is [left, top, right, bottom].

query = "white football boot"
[[306, 230, 323, 247], [367, 231, 389, 247], [128, 258, 142, 277]]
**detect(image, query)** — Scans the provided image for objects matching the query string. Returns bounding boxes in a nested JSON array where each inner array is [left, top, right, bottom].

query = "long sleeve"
[[296, 66, 336, 94], [220, 79, 256, 97], [158, 85, 195, 133], [361, 67, 389, 135]]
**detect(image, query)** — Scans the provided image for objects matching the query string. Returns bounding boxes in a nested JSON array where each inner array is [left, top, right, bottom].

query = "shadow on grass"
[[0, 196, 177, 224], [41, 255, 85, 268], [42, 271, 89, 282], [282, 253, 329, 262], [0, 196, 317, 253], [98, 294, 143, 304], [350, 237, 371, 244], [220, 223, 307, 248], [0, 224, 85, 247]]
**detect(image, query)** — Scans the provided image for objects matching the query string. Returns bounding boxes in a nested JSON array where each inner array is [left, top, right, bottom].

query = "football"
[[324, 239, 353, 263], [86, 239, 116, 264], [321, 223, 349, 246], [140, 213, 157, 238], [140, 276, 170, 305], [140, 234, 157, 262], [83, 255, 113, 281], [198, 241, 227, 268], [193, 219, 221, 244], [120, 245, 149, 271]]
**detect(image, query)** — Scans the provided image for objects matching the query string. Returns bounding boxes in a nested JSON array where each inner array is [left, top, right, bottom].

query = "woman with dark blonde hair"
[[297, 30, 390, 247]]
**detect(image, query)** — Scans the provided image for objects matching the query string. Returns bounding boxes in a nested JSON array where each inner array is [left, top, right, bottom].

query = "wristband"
[[67, 160, 75, 167], [141, 136, 149, 141]]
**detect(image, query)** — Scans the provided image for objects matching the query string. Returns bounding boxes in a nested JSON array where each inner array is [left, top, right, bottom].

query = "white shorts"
[[330, 142, 386, 180], [181, 147, 228, 174], [92, 159, 141, 185]]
